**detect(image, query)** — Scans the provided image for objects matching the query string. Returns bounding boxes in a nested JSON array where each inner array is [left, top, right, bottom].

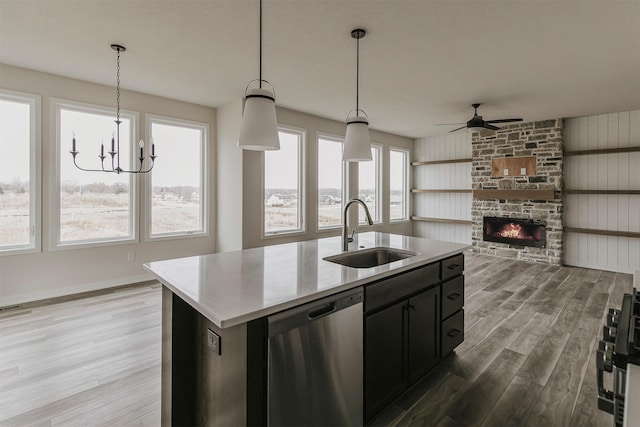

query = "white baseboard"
[[0, 273, 155, 308]]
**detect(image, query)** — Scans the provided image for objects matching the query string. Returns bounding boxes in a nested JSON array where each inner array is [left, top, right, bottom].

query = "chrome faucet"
[[342, 198, 374, 251]]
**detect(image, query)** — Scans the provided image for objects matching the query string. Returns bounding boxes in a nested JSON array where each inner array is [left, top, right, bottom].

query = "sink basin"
[[323, 247, 418, 268]]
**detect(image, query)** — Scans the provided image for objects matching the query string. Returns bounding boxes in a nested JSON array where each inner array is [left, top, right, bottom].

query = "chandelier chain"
[[116, 47, 121, 123]]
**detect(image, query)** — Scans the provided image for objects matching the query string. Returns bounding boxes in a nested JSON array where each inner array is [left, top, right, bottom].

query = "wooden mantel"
[[473, 189, 556, 201]]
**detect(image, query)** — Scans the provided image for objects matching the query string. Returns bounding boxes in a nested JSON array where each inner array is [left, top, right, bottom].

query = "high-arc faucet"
[[342, 198, 374, 251]]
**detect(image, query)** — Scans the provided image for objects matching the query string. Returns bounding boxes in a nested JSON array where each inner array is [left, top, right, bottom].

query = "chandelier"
[[70, 44, 156, 174]]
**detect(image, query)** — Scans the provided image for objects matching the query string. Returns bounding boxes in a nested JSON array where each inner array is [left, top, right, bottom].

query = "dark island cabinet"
[[364, 254, 465, 423]]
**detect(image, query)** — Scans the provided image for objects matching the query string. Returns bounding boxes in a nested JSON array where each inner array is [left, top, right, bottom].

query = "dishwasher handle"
[[268, 287, 364, 338], [308, 302, 336, 319]]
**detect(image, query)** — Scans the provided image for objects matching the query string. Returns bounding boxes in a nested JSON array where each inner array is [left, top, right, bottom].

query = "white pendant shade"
[[238, 87, 280, 151], [343, 115, 372, 161]]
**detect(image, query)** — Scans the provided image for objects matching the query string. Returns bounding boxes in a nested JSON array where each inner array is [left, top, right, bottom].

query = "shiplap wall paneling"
[[414, 222, 471, 245], [413, 133, 472, 244], [563, 110, 640, 274]]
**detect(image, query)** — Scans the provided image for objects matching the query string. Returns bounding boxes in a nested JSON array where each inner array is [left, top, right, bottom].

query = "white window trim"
[[389, 146, 410, 223], [358, 143, 383, 226], [261, 125, 306, 239], [50, 98, 139, 250], [0, 89, 42, 256], [144, 114, 210, 241], [316, 132, 349, 232]]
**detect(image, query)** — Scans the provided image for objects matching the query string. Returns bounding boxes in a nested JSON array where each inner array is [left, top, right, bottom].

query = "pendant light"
[[238, 0, 280, 151], [70, 44, 156, 174], [343, 28, 372, 162]]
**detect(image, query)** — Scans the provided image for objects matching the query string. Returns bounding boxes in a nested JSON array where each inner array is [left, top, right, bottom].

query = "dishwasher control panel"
[[335, 292, 364, 310]]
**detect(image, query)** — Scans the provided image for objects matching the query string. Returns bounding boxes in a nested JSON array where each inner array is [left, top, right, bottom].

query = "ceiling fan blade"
[[434, 123, 465, 126], [486, 118, 523, 124], [449, 125, 467, 133], [484, 124, 500, 130]]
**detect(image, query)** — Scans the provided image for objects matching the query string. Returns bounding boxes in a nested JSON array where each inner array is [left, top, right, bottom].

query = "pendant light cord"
[[356, 34, 359, 112], [259, 0, 262, 89]]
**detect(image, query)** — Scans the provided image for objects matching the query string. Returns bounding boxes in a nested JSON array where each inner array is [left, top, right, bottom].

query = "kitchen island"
[[144, 232, 470, 426]]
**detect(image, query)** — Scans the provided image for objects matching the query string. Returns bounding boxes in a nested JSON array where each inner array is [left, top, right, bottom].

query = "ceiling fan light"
[[343, 115, 372, 161], [468, 126, 485, 133], [238, 87, 280, 151]]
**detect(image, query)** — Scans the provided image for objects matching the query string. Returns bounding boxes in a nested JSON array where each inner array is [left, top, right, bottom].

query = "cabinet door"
[[364, 300, 406, 422], [408, 286, 440, 383]]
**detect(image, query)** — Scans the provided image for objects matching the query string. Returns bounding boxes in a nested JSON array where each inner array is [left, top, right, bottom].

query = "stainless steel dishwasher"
[[267, 287, 364, 426]]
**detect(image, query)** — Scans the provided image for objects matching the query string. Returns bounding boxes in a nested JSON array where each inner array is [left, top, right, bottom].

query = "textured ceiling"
[[1, 0, 639, 138]]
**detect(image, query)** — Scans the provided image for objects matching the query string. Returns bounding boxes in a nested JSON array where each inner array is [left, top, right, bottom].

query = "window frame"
[[50, 98, 139, 250], [261, 125, 306, 239], [0, 89, 42, 256], [316, 133, 349, 232], [358, 143, 383, 225], [389, 146, 410, 222], [144, 114, 210, 242]]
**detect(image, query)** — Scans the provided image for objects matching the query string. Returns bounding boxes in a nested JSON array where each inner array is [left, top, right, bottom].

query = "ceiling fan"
[[436, 103, 523, 133]]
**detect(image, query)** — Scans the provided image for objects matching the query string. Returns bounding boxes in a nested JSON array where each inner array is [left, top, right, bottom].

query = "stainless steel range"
[[598, 284, 640, 427]]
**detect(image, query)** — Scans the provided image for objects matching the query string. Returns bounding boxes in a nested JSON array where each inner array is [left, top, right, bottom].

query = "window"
[[147, 115, 208, 239], [389, 148, 409, 221], [264, 128, 304, 235], [358, 145, 382, 224], [317, 135, 346, 229], [0, 90, 40, 254], [54, 99, 137, 247]]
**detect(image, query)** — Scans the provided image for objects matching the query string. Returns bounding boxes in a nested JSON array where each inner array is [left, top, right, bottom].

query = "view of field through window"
[[58, 108, 133, 242], [317, 137, 345, 228], [358, 145, 380, 224], [150, 120, 203, 236], [264, 130, 302, 234], [390, 149, 408, 220], [0, 98, 31, 248]]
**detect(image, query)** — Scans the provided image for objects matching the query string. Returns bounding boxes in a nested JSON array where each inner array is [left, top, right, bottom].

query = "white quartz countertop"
[[143, 232, 471, 328]]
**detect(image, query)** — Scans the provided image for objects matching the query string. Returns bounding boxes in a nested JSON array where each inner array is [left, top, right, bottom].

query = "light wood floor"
[[0, 254, 632, 426]]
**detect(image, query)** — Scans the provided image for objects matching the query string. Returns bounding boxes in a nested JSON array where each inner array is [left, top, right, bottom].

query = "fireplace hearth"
[[483, 216, 546, 248]]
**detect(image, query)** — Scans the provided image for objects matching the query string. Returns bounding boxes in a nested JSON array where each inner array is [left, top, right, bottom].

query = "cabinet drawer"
[[441, 276, 464, 320], [442, 310, 464, 357], [365, 262, 440, 313], [441, 254, 464, 281]]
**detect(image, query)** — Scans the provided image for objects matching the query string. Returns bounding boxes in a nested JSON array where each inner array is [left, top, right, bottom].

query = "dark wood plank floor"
[[375, 253, 632, 427], [0, 254, 632, 426]]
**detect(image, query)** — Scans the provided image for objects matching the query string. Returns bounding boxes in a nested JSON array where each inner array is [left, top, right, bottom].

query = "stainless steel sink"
[[323, 247, 418, 268]]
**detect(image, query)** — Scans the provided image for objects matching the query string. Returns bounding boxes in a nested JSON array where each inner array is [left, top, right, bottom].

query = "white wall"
[[564, 110, 640, 273], [215, 99, 243, 253], [413, 133, 472, 244], [241, 106, 414, 249], [0, 64, 216, 306]]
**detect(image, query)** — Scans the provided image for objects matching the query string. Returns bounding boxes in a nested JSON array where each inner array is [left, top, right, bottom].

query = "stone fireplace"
[[471, 119, 563, 265]]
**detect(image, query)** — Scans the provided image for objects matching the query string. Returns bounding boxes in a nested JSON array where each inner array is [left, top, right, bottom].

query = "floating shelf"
[[564, 227, 640, 239], [411, 158, 472, 166], [473, 189, 556, 201], [564, 189, 640, 195], [411, 216, 472, 225], [564, 146, 640, 156], [411, 189, 473, 193]]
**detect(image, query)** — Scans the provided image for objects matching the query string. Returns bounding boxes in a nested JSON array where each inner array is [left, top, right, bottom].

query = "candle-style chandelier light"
[[70, 44, 156, 174]]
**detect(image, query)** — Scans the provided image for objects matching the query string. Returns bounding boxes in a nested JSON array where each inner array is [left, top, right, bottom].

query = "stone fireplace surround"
[[471, 119, 564, 265]]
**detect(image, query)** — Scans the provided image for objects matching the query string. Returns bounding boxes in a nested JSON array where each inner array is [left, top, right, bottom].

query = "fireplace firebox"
[[483, 216, 546, 248]]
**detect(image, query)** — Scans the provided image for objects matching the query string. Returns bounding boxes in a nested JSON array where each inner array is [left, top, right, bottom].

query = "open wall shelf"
[[411, 158, 472, 166], [411, 189, 472, 193], [564, 227, 640, 239], [411, 216, 472, 225], [564, 146, 640, 156], [564, 189, 640, 195]]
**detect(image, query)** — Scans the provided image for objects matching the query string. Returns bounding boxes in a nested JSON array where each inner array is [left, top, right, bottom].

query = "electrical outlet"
[[127, 251, 135, 262], [207, 329, 221, 355], [521, 167, 527, 175], [503, 168, 509, 176]]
